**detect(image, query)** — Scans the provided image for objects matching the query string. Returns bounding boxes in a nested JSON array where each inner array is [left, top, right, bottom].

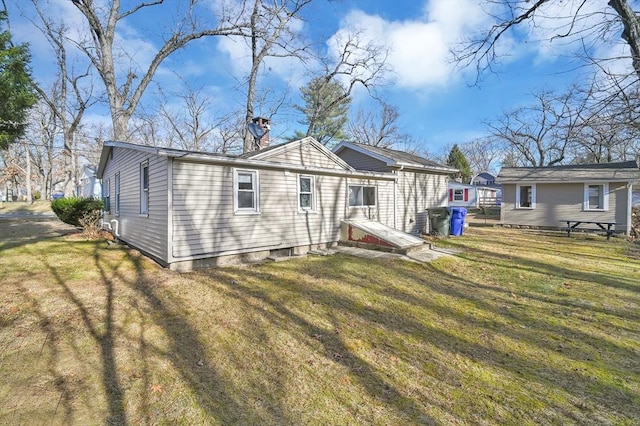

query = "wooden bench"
[[560, 220, 618, 240]]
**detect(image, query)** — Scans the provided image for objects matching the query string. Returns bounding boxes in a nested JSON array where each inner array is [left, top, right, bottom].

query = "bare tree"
[[486, 88, 587, 167], [30, 2, 95, 196], [454, 0, 640, 81], [22, 99, 61, 200], [157, 87, 218, 152], [348, 101, 410, 148], [460, 136, 502, 175], [66, 0, 248, 142], [241, 0, 313, 152], [295, 29, 389, 145]]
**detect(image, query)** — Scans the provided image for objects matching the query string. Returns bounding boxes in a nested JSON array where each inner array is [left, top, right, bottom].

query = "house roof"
[[496, 161, 640, 183], [473, 172, 496, 181], [96, 139, 395, 180], [333, 141, 458, 173]]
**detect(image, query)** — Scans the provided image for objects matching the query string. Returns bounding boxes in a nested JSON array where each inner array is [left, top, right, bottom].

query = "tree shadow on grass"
[[0, 218, 79, 252], [196, 265, 455, 424], [228, 253, 640, 423]]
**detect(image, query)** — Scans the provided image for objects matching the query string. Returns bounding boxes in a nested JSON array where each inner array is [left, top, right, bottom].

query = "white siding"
[[396, 170, 449, 234], [102, 147, 169, 263], [171, 160, 396, 259], [257, 143, 347, 170], [502, 182, 627, 230]]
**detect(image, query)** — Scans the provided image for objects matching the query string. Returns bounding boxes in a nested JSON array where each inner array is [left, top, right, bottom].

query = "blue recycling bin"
[[449, 207, 467, 236]]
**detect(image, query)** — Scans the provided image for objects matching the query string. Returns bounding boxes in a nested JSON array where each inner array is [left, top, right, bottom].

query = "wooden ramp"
[[340, 219, 427, 253]]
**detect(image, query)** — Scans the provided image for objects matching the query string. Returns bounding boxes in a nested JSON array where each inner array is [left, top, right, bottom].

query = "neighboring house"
[[496, 161, 640, 235], [97, 137, 453, 271], [332, 142, 457, 235], [447, 182, 500, 208], [471, 172, 497, 186], [79, 165, 102, 199]]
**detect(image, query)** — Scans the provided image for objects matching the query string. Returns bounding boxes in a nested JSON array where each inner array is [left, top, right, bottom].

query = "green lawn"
[[1, 225, 639, 425]]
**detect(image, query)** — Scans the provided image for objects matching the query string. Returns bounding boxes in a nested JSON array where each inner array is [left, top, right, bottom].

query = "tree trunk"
[[609, 0, 640, 79], [24, 144, 32, 204]]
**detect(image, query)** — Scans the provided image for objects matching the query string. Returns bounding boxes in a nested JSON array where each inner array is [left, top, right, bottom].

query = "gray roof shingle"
[[496, 161, 640, 183], [334, 141, 457, 172]]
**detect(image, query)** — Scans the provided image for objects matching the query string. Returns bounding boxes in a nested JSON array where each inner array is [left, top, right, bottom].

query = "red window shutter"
[[464, 188, 469, 202], [449, 189, 453, 202]]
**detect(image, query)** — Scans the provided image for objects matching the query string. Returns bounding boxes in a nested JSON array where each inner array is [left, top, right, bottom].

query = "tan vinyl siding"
[[501, 182, 627, 230], [101, 147, 169, 263], [171, 160, 394, 259], [336, 148, 389, 172], [257, 143, 347, 169], [396, 170, 449, 234], [343, 178, 395, 226]]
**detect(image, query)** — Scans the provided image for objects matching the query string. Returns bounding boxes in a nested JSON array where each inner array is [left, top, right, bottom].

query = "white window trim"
[[453, 189, 464, 201], [515, 184, 536, 209], [298, 174, 316, 213], [583, 182, 609, 211], [140, 161, 149, 216], [114, 172, 120, 216], [233, 169, 260, 215], [348, 185, 377, 208]]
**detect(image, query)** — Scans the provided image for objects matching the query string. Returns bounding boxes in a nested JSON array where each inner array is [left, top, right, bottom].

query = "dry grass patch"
[[0, 225, 639, 424]]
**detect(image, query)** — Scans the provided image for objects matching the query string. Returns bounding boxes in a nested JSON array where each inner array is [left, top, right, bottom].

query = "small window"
[[234, 169, 259, 213], [114, 173, 120, 216], [584, 183, 608, 211], [299, 175, 315, 211], [454, 189, 464, 201], [103, 178, 111, 213], [349, 185, 376, 207], [516, 184, 535, 209], [140, 161, 149, 215]]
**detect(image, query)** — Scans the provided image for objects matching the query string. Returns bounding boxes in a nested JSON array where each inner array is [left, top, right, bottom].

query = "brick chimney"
[[252, 117, 270, 150]]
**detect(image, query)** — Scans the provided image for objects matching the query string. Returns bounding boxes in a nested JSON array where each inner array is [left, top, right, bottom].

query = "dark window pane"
[[349, 186, 362, 206], [300, 194, 311, 208], [238, 191, 254, 208], [363, 187, 376, 206], [588, 185, 602, 209], [520, 186, 531, 207], [300, 177, 311, 193]]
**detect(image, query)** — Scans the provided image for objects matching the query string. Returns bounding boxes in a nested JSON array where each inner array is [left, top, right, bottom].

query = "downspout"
[[627, 182, 633, 237], [393, 165, 404, 229]]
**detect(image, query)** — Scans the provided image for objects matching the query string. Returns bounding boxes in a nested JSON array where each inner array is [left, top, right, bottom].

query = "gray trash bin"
[[428, 207, 451, 237]]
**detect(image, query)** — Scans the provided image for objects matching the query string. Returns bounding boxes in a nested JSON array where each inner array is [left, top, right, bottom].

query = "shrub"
[[51, 197, 104, 227]]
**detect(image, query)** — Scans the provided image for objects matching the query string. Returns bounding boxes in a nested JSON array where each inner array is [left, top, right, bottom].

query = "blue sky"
[[6, 0, 630, 155]]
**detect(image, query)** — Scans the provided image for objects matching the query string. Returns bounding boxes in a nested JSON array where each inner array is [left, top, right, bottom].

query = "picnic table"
[[560, 219, 618, 240]]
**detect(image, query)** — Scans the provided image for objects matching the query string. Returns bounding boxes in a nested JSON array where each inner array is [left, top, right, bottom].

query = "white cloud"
[[329, 1, 496, 90]]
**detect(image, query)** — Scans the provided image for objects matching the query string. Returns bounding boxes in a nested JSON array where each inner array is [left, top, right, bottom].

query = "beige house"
[[97, 138, 453, 270], [333, 142, 455, 235], [496, 161, 640, 235]]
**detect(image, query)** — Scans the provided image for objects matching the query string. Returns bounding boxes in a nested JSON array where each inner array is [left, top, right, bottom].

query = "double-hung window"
[[348, 185, 376, 207], [234, 169, 259, 213], [114, 173, 120, 216], [516, 184, 535, 209], [454, 189, 464, 201], [140, 161, 149, 215], [299, 175, 315, 212], [584, 183, 608, 211]]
